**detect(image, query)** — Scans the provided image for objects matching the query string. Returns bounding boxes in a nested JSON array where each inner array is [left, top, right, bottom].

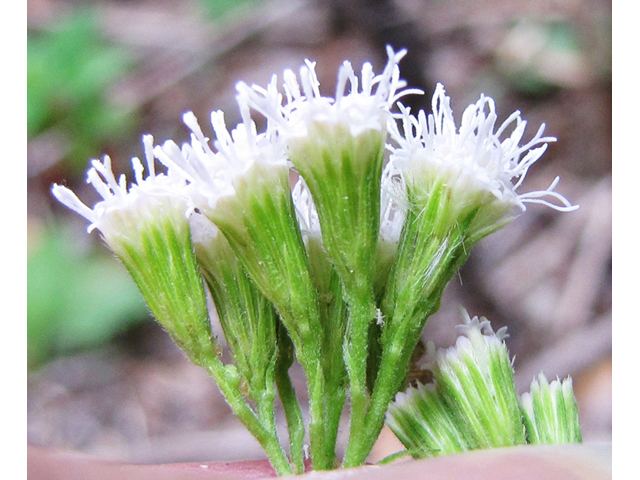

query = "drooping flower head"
[[388, 83, 577, 241]]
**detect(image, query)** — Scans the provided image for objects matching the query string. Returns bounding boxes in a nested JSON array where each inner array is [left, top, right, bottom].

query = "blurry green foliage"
[[198, 0, 263, 21], [27, 224, 149, 369], [496, 19, 588, 96], [27, 8, 135, 171]]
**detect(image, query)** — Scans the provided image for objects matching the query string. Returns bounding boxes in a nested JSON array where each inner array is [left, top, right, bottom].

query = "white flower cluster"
[[51, 48, 581, 472], [53, 49, 409, 238], [53, 48, 574, 247]]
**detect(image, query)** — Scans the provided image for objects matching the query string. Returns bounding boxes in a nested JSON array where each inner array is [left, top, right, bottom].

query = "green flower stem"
[[194, 228, 290, 472], [202, 354, 293, 476], [343, 313, 428, 467], [288, 126, 386, 465], [318, 285, 348, 469], [306, 236, 348, 469], [342, 290, 377, 461], [194, 225, 278, 386], [274, 322, 306, 474], [209, 164, 331, 470], [343, 183, 475, 467]]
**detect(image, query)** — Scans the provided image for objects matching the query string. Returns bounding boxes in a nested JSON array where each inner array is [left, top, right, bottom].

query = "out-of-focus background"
[[27, 0, 612, 465]]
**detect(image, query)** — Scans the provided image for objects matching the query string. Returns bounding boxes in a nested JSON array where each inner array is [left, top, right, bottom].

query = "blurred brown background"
[[27, 0, 611, 465]]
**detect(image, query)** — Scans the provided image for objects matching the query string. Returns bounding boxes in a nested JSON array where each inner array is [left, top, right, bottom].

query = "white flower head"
[[52, 135, 188, 239], [153, 101, 288, 215], [237, 46, 421, 142], [388, 83, 577, 234]]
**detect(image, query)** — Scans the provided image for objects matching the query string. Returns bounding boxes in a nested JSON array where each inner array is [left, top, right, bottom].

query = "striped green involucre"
[[387, 383, 469, 458], [107, 200, 217, 367], [520, 374, 582, 444]]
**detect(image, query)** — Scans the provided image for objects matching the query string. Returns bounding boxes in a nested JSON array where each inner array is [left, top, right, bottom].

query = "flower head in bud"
[[520, 373, 582, 444], [388, 83, 577, 240], [386, 309, 526, 457], [386, 380, 469, 458], [432, 310, 525, 449]]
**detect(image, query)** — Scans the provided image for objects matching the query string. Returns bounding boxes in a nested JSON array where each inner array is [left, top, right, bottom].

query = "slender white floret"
[[388, 83, 578, 218], [291, 176, 321, 239], [153, 102, 288, 215], [237, 46, 422, 141], [379, 160, 407, 244], [52, 135, 188, 236]]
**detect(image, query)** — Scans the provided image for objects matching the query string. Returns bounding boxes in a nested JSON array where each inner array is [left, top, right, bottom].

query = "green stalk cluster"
[[52, 50, 579, 476], [110, 202, 296, 475]]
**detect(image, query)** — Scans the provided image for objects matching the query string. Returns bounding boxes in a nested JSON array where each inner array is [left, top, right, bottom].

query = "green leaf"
[[27, 8, 135, 170], [27, 224, 148, 369]]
